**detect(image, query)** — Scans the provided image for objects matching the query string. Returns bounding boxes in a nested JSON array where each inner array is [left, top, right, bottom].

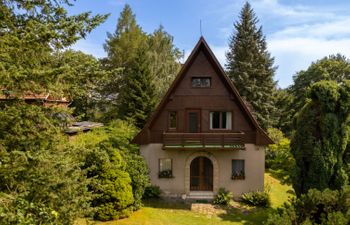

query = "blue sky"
[[69, 0, 350, 88]]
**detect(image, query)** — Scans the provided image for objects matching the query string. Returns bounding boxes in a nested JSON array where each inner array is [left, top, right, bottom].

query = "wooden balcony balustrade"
[[163, 132, 245, 150]]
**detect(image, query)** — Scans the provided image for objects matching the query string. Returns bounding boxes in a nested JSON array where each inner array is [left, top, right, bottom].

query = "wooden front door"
[[187, 110, 200, 133], [190, 157, 213, 191]]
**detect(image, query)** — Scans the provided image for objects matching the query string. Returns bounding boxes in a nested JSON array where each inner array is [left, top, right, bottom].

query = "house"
[[133, 37, 273, 199], [0, 90, 71, 107], [0, 89, 103, 135]]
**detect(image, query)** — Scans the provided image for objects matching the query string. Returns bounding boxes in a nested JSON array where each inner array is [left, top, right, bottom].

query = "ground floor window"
[[232, 159, 245, 180], [159, 158, 173, 178]]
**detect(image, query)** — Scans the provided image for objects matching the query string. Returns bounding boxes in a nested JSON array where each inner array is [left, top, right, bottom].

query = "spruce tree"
[[291, 80, 350, 196], [226, 2, 277, 129], [104, 4, 147, 69], [103, 4, 148, 120], [119, 46, 156, 128]]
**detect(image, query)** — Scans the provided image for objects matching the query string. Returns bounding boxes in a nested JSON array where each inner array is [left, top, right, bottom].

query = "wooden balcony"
[[163, 132, 245, 150]]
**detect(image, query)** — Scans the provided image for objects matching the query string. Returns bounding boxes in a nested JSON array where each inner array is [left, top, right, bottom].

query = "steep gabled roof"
[[133, 37, 273, 145]]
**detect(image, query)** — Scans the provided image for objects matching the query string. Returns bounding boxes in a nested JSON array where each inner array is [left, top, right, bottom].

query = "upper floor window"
[[210, 111, 232, 129], [169, 111, 177, 129], [191, 77, 211, 88]]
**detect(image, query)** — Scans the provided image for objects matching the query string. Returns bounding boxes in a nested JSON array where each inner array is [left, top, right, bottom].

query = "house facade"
[[133, 37, 273, 199]]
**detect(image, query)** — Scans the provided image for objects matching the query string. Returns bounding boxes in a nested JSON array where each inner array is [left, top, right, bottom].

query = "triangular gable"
[[133, 37, 273, 145]]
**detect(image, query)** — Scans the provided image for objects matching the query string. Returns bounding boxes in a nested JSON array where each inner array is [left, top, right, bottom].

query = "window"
[[232, 160, 245, 180], [191, 77, 211, 88], [169, 111, 177, 129], [159, 158, 173, 178], [210, 111, 232, 129]]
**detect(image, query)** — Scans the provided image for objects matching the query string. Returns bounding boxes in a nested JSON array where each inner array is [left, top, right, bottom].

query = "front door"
[[187, 110, 200, 133], [190, 157, 213, 191]]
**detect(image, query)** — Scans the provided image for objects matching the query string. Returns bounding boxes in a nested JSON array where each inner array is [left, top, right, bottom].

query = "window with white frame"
[[210, 111, 232, 129], [159, 158, 173, 178]]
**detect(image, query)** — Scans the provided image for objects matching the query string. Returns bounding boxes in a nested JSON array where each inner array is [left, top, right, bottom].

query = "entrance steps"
[[187, 191, 214, 200]]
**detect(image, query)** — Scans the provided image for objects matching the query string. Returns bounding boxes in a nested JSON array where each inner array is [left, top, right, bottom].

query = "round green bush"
[[241, 191, 271, 207], [213, 188, 233, 205]]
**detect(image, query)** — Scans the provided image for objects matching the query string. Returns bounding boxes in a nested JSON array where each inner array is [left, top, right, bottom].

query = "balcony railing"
[[163, 132, 245, 150]]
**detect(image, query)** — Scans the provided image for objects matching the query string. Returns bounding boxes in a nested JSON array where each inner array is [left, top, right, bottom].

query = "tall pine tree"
[[226, 2, 276, 129], [104, 4, 147, 69], [148, 25, 182, 101], [119, 46, 156, 128]]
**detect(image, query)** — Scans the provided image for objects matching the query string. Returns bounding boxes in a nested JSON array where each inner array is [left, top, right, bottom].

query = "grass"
[[77, 172, 293, 225]]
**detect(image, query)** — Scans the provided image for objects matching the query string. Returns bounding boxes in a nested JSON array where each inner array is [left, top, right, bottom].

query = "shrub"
[[213, 188, 233, 205], [143, 185, 161, 199], [83, 146, 134, 221], [266, 186, 350, 225], [266, 128, 294, 172], [73, 119, 150, 216], [241, 191, 271, 207]]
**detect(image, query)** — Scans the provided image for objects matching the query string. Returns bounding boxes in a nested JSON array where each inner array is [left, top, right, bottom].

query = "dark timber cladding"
[[133, 37, 273, 146]]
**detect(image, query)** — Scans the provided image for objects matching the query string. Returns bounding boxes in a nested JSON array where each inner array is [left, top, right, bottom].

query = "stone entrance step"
[[187, 191, 214, 200]]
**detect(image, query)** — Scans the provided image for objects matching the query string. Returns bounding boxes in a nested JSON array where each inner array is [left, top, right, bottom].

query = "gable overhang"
[[132, 37, 273, 146]]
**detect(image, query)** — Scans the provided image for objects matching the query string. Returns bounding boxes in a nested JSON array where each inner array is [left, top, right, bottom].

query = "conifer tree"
[[148, 25, 182, 100], [104, 4, 147, 69], [291, 80, 350, 196], [226, 2, 277, 129], [119, 46, 156, 128]]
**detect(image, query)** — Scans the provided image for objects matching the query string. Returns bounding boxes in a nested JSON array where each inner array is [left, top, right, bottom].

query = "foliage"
[[226, 2, 277, 129], [0, 0, 108, 96], [148, 25, 182, 100], [266, 186, 350, 225], [241, 191, 271, 208], [83, 145, 134, 221], [266, 128, 294, 179], [118, 46, 157, 128], [0, 104, 90, 225], [291, 80, 350, 195], [72, 120, 150, 215], [102, 4, 181, 125], [290, 54, 350, 113], [50, 50, 116, 120], [143, 186, 161, 199], [213, 188, 233, 205], [274, 89, 294, 135]]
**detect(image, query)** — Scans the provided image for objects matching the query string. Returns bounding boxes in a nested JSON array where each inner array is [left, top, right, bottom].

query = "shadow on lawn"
[[217, 206, 275, 225], [143, 198, 191, 210], [267, 168, 292, 185]]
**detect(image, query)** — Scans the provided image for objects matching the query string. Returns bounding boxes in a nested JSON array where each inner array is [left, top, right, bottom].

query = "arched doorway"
[[190, 157, 213, 191]]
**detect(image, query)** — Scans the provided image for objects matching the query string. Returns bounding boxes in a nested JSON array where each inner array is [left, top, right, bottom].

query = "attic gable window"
[[191, 77, 211, 88]]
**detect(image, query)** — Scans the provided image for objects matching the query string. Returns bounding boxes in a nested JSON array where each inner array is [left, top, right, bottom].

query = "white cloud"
[[212, 0, 350, 88], [272, 17, 350, 39], [268, 37, 350, 87]]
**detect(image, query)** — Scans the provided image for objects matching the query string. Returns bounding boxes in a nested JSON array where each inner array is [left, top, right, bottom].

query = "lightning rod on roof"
[[200, 19, 202, 37]]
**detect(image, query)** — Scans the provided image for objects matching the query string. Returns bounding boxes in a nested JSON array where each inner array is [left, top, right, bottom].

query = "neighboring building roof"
[[133, 37, 273, 145], [64, 121, 104, 135], [0, 89, 71, 104]]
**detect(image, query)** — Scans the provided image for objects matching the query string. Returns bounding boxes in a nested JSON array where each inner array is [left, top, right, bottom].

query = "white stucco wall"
[[140, 144, 265, 197]]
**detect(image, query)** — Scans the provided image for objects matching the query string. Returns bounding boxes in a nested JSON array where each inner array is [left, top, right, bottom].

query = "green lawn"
[[77, 172, 293, 225]]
